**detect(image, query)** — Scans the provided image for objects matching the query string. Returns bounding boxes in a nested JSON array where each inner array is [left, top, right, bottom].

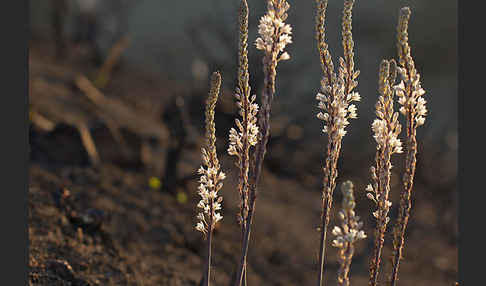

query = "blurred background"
[[29, 0, 457, 285]]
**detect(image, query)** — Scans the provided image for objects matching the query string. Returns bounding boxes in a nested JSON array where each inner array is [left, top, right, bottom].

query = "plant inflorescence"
[[193, 2, 427, 286], [228, 0, 260, 284], [195, 71, 225, 286], [390, 7, 427, 286], [332, 181, 367, 286], [314, 1, 360, 285], [367, 58, 403, 286]]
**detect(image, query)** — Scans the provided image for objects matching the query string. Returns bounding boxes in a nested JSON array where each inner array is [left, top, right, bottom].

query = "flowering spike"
[[229, 0, 260, 229], [332, 181, 366, 286], [368, 59, 403, 286], [255, 0, 293, 62], [196, 71, 225, 235], [390, 7, 428, 286], [315, 2, 359, 285]]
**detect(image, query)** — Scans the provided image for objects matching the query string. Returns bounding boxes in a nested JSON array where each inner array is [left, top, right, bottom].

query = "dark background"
[[28, 0, 457, 285]]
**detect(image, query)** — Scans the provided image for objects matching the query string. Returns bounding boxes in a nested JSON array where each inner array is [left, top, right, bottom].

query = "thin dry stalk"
[[366, 59, 402, 286], [195, 72, 226, 286], [95, 35, 131, 88], [389, 7, 427, 286], [332, 181, 367, 286], [314, 1, 360, 285], [77, 122, 101, 166], [235, 1, 292, 285], [228, 0, 259, 284]]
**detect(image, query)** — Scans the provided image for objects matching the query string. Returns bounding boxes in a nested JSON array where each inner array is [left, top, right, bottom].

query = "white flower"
[[416, 97, 427, 117], [279, 51, 291, 61], [317, 112, 329, 121], [350, 92, 361, 102], [255, 37, 265, 51], [332, 226, 342, 236], [373, 210, 379, 219], [214, 213, 223, 223], [316, 92, 327, 102], [348, 104, 357, 119], [279, 34, 292, 47], [197, 200, 205, 209], [413, 87, 426, 97], [357, 230, 367, 240], [281, 24, 292, 35], [337, 128, 347, 138], [416, 116, 425, 126], [366, 184, 374, 193], [213, 202, 222, 211], [218, 172, 226, 181], [196, 222, 206, 233], [399, 106, 407, 115], [332, 237, 345, 248]]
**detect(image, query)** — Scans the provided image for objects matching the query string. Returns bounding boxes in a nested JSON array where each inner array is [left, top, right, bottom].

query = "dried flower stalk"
[[235, 1, 292, 285], [389, 7, 427, 286], [228, 0, 260, 284], [366, 59, 402, 286], [314, 1, 360, 285], [195, 71, 226, 286], [332, 181, 366, 286]]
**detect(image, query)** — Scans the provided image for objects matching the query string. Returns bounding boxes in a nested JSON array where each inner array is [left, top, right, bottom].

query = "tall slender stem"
[[235, 200, 254, 286], [317, 138, 341, 286], [206, 225, 213, 286], [235, 75, 274, 286], [317, 201, 328, 286], [390, 115, 416, 286]]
